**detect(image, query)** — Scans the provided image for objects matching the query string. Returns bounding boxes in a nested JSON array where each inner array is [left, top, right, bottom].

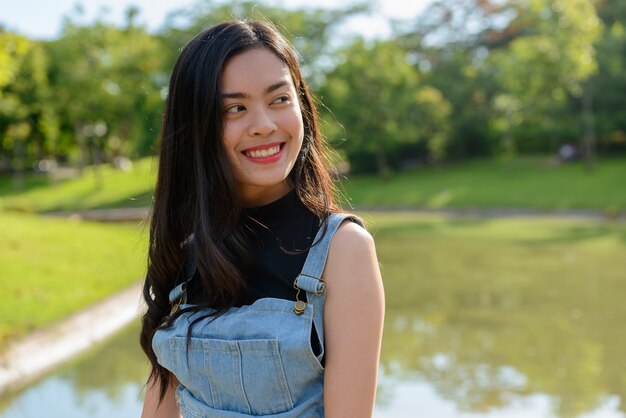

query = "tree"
[[0, 31, 58, 187], [159, 0, 371, 90], [414, 86, 453, 163], [485, 0, 602, 163], [0, 31, 32, 179], [320, 38, 451, 175], [393, 0, 516, 159], [397, 0, 519, 51], [45, 7, 165, 184], [591, 1, 626, 156]]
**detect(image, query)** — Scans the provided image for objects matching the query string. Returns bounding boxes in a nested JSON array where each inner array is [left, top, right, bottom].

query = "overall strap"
[[168, 235, 197, 310], [294, 212, 365, 357]]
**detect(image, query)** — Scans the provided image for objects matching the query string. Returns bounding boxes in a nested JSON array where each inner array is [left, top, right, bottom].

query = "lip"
[[241, 142, 285, 164], [241, 141, 285, 153]]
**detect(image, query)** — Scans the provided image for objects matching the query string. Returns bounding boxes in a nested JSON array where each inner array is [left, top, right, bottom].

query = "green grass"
[[1, 156, 625, 212], [0, 213, 148, 345], [0, 158, 156, 213], [342, 157, 626, 211]]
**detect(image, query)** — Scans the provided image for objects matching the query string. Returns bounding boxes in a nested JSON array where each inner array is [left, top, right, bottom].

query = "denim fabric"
[[153, 213, 362, 417]]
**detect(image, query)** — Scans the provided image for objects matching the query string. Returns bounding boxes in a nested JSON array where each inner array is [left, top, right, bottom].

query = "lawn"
[[0, 156, 625, 212], [0, 213, 148, 345], [342, 157, 626, 211], [0, 158, 156, 213]]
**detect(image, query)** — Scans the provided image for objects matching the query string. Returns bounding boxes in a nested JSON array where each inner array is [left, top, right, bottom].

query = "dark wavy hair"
[[139, 19, 340, 400]]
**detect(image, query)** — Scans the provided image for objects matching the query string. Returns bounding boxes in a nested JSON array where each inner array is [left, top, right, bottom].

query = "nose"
[[247, 106, 277, 137]]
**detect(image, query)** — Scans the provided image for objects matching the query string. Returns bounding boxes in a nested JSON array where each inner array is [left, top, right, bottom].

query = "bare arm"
[[141, 374, 182, 418], [323, 221, 385, 418]]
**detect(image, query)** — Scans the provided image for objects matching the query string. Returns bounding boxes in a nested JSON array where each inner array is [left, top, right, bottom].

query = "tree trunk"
[[581, 79, 596, 171], [91, 135, 103, 190], [75, 123, 88, 176], [13, 137, 25, 191], [376, 149, 390, 179], [502, 114, 516, 160]]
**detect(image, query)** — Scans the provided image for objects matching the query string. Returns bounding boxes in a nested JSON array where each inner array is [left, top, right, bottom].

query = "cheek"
[[284, 107, 305, 142], [222, 121, 241, 151]]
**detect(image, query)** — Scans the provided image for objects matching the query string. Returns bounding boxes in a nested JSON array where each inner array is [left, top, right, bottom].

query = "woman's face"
[[221, 47, 304, 207]]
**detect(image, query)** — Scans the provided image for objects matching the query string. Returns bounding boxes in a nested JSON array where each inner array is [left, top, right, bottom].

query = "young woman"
[[140, 20, 384, 418]]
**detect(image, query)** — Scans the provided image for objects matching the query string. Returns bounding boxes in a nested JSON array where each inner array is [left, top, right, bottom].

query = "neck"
[[240, 181, 292, 208]]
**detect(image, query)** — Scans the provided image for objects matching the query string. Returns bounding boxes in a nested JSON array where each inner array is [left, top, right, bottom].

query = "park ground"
[[0, 155, 624, 390]]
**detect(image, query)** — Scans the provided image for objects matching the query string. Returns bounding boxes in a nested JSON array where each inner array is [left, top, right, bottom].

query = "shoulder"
[[323, 215, 380, 289], [330, 216, 375, 257]]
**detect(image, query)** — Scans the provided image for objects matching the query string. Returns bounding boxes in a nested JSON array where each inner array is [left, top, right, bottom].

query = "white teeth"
[[245, 145, 281, 159]]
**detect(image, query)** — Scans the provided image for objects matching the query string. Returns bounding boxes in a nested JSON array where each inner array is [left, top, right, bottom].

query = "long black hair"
[[139, 19, 341, 400]]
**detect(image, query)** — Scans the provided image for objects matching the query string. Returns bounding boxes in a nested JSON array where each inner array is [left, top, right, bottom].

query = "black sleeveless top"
[[186, 190, 321, 306], [185, 189, 324, 356], [241, 189, 321, 305]]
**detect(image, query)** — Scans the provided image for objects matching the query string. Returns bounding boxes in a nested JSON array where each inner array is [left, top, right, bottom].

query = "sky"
[[0, 0, 433, 40]]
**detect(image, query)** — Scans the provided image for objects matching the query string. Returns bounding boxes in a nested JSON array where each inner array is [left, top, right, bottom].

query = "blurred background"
[[0, 0, 625, 417]]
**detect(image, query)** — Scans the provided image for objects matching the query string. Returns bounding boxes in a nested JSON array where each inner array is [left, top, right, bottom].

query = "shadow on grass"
[[0, 174, 63, 197], [519, 225, 617, 245], [90, 191, 153, 210], [376, 218, 490, 235], [5, 190, 153, 213]]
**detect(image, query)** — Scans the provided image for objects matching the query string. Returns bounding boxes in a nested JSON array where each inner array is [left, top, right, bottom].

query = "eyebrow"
[[222, 80, 289, 99]]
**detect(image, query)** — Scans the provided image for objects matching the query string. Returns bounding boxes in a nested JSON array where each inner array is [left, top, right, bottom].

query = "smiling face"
[[221, 47, 304, 207]]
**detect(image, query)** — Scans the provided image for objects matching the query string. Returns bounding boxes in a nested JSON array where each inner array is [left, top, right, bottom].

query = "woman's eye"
[[225, 104, 245, 114], [272, 95, 289, 105]]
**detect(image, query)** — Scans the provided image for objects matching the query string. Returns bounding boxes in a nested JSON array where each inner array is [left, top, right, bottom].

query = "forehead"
[[221, 48, 294, 92]]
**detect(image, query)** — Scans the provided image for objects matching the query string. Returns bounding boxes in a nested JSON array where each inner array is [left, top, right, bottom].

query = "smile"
[[244, 144, 281, 158], [241, 142, 285, 163]]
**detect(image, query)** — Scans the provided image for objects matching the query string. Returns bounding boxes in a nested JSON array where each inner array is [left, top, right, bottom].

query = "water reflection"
[[375, 377, 624, 418], [1, 378, 142, 418], [0, 321, 147, 418], [1, 214, 625, 418], [372, 214, 626, 418]]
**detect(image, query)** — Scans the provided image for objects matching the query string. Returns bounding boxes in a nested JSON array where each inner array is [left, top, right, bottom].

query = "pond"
[[1, 213, 625, 418]]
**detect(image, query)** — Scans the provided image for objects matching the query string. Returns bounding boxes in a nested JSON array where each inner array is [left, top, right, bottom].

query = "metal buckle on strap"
[[293, 281, 307, 315], [168, 282, 187, 315], [293, 274, 326, 315], [294, 274, 325, 295]]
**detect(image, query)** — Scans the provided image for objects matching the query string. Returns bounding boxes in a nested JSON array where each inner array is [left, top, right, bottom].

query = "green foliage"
[[159, 0, 370, 89], [485, 0, 602, 154], [1, 0, 626, 179], [396, 0, 625, 161], [0, 32, 58, 177], [0, 32, 31, 89], [322, 39, 417, 173], [418, 51, 496, 160], [593, 13, 626, 154], [414, 85, 452, 163], [45, 15, 165, 162], [321, 38, 452, 175]]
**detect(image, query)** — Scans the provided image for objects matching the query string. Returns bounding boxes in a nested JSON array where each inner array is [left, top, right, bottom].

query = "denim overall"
[[152, 213, 362, 417]]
